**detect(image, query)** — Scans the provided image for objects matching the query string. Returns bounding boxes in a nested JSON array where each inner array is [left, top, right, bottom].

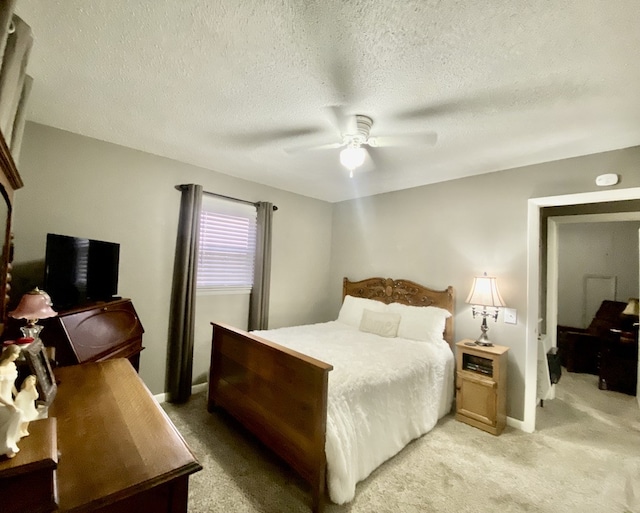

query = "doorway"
[[546, 214, 640, 406], [524, 187, 640, 433]]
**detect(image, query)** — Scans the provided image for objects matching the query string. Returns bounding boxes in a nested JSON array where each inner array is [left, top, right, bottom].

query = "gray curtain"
[[166, 184, 202, 403], [249, 202, 274, 330]]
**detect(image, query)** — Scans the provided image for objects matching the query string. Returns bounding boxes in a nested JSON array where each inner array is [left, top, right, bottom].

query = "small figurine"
[[0, 344, 23, 458], [15, 375, 39, 437]]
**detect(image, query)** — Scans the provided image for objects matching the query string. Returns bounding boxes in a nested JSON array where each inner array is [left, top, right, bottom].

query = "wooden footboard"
[[208, 322, 333, 513]]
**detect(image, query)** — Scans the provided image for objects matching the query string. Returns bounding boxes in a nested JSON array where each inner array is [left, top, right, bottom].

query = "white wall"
[[13, 122, 334, 394], [330, 145, 640, 421], [193, 293, 250, 384], [557, 221, 640, 328]]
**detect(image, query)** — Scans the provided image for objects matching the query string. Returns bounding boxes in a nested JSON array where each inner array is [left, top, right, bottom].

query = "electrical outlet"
[[504, 308, 517, 324]]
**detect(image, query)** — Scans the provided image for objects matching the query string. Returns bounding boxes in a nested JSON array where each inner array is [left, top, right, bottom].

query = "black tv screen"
[[43, 233, 120, 309]]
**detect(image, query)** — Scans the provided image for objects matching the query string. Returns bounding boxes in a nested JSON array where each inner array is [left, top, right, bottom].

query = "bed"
[[207, 277, 455, 512]]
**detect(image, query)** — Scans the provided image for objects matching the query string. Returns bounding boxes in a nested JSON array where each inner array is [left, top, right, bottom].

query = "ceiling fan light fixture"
[[339, 145, 366, 172]]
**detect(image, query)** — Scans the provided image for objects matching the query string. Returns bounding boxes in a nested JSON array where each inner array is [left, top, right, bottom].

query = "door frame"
[[525, 187, 640, 432]]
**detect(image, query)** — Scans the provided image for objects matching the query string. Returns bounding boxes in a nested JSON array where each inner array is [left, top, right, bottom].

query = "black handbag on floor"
[[547, 348, 562, 384]]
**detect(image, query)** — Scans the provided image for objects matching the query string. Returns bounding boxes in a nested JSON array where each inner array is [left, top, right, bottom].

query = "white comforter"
[[253, 321, 455, 504]]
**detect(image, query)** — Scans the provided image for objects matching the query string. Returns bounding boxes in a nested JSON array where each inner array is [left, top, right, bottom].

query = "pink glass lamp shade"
[[9, 288, 58, 340]]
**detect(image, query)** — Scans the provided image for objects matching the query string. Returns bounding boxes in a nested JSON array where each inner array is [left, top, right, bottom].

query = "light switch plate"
[[504, 308, 517, 324]]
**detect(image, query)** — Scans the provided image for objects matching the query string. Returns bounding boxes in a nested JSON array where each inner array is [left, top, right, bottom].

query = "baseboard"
[[154, 382, 208, 404], [507, 415, 534, 433], [191, 382, 208, 394], [156, 386, 533, 432]]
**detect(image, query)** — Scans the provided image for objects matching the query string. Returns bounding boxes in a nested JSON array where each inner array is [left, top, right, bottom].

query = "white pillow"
[[337, 295, 386, 327], [359, 309, 401, 338], [387, 302, 451, 341]]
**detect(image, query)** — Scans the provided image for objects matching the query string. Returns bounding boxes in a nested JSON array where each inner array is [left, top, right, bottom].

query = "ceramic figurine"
[[15, 374, 39, 437], [0, 345, 23, 458]]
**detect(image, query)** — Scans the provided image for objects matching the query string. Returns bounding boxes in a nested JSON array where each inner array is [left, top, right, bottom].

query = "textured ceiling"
[[14, 0, 640, 202]]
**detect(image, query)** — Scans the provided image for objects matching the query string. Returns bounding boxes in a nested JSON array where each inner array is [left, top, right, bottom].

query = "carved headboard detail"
[[343, 276, 455, 346]]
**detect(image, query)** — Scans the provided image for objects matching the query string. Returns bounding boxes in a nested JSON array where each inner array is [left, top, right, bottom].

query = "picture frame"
[[24, 338, 57, 406]]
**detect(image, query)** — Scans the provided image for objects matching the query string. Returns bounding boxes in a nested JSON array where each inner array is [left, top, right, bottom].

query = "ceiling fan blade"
[[221, 126, 323, 146], [396, 102, 459, 121], [284, 140, 346, 154], [363, 146, 383, 172], [326, 105, 357, 136], [369, 132, 438, 147], [296, 4, 357, 104], [396, 82, 590, 121], [327, 55, 356, 103]]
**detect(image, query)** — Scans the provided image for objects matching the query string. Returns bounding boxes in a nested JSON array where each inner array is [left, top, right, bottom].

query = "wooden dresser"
[[42, 298, 144, 371], [51, 359, 201, 512]]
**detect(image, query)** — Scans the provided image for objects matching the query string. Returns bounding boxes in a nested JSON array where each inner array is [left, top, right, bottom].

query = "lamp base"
[[474, 337, 494, 347], [20, 324, 43, 340], [475, 318, 494, 347]]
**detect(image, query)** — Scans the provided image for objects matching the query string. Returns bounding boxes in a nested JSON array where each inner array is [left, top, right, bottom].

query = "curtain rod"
[[175, 185, 278, 210]]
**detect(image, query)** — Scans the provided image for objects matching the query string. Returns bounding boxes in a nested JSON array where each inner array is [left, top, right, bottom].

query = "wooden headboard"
[[343, 277, 455, 346]]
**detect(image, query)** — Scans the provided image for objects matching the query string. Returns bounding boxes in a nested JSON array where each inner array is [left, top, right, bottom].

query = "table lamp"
[[9, 287, 58, 340], [620, 297, 639, 331], [621, 298, 639, 317], [465, 273, 506, 346]]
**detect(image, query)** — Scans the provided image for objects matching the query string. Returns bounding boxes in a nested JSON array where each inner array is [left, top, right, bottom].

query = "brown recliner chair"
[[557, 300, 627, 375]]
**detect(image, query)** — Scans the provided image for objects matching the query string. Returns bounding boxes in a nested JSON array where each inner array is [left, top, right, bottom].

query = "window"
[[197, 196, 257, 294]]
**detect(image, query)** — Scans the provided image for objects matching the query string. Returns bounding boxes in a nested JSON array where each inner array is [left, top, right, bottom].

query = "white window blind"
[[197, 195, 257, 293]]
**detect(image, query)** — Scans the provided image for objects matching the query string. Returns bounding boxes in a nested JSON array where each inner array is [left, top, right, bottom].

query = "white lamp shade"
[[339, 146, 366, 170], [465, 275, 506, 308], [622, 298, 639, 316]]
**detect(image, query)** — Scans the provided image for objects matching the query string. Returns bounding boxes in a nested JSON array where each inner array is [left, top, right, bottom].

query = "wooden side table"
[[455, 340, 509, 435]]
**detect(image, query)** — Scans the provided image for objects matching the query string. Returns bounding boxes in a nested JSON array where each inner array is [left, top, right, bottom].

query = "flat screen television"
[[43, 233, 120, 310]]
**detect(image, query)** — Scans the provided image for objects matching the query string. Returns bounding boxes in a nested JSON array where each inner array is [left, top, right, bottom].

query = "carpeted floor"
[[162, 371, 640, 513]]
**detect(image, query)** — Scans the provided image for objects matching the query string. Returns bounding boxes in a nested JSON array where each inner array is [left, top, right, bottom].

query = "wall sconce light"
[[465, 273, 506, 346], [9, 288, 58, 340]]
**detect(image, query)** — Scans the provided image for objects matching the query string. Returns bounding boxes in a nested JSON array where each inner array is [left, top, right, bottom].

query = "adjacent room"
[[0, 1, 639, 512]]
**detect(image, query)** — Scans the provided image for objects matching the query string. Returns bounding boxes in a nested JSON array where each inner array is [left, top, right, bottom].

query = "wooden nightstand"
[[455, 340, 509, 435]]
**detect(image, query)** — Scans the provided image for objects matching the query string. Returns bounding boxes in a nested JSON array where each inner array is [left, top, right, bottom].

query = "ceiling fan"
[[286, 111, 438, 177]]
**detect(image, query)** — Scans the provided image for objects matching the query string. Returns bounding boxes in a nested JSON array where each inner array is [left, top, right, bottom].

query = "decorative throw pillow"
[[359, 309, 401, 338], [386, 302, 451, 341], [337, 295, 386, 327]]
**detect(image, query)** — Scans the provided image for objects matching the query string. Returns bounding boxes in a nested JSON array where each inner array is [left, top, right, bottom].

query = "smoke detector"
[[595, 173, 619, 186]]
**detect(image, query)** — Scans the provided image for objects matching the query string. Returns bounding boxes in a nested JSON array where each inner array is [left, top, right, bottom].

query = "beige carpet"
[[162, 372, 640, 513]]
